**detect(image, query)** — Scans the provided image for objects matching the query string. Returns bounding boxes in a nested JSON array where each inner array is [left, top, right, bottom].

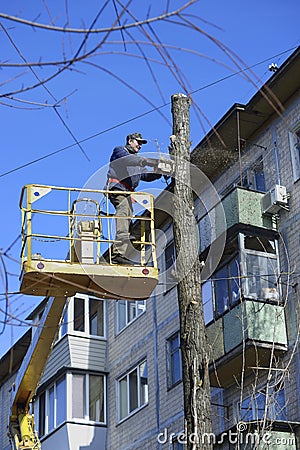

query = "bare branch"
[[0, 0, 198, 34]]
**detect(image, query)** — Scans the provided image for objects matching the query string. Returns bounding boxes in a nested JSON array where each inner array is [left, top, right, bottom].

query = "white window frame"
[[202, 233, 281, 322], [116, 299, 146, 333], [239, 233, 280, 302], [71, 293, 106, 338], [201, 253, 241, 322], [37, 372, 106, 437], [71, 372, 107, 424], [56, 300, 69, 342], [117, 360, 148, 422], [37, 375, 67, 437]]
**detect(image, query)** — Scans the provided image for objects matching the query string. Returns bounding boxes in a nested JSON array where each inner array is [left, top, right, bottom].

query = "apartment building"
[[0, 46, 300, 450]]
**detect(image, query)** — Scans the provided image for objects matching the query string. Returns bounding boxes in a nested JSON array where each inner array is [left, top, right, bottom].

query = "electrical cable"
[[0, 46, 297, 179]]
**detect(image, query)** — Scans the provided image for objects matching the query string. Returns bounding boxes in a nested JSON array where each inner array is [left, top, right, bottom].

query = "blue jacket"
[[107, 146, 161, 191]]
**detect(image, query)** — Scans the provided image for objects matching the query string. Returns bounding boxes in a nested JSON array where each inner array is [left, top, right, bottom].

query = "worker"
[[107, 132, 161, 265]]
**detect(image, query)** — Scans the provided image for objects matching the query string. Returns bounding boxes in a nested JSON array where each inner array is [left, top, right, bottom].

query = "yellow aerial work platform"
[[19, 184, 158, 300]]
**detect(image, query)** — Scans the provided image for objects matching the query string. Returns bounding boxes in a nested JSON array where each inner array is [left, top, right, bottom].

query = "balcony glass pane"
[[140, 361, 148, 406], [48, 386, 54, 431], [229, 258, 241, 305], [74, 297, 85, 332], [89, 299, 104, 336], [129, 368, 138, 412], [245, 254, 278, 301], [56, 376, 66, 426], [215, 266, 229, 315], [202, 280, 213, 324], [119, 377, 128, 420], [38, 392, 45, 437], [72, 374, 85, 418], [89, 375, 104, 422]]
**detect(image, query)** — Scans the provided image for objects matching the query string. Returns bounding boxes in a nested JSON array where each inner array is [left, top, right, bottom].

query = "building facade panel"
[[69, 335, 107, 371], [0, 373, 17, 450], [40, 336, 71, 384], [40, 423, 107, 450]]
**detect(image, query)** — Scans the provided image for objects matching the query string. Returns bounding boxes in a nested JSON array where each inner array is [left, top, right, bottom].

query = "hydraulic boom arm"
[[9, 297, 66, 450]]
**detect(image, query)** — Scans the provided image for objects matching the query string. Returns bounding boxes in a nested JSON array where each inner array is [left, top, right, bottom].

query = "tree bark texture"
[[170, 93, 213, 450]]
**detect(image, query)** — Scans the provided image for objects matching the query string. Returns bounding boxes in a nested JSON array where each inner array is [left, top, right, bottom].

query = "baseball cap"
[[127, 132, 147, 144]]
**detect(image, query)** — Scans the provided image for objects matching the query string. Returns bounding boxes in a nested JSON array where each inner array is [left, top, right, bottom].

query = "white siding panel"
[[40, 337, 71, 384], [39, 335, 107, 387], [69, 336, 107, 371]]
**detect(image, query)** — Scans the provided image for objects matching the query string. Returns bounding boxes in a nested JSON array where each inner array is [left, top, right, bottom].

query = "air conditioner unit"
[[261, 185, 288, 215]]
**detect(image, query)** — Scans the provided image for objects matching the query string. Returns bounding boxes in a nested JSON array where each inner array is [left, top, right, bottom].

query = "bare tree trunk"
[[170, 93, 213, 450]]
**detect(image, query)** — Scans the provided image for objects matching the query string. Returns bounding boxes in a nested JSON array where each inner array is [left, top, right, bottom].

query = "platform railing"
[[19, 184, 157, 271]]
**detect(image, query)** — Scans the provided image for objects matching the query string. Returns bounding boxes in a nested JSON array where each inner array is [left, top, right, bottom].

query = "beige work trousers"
[[109, 192, 133, 258]]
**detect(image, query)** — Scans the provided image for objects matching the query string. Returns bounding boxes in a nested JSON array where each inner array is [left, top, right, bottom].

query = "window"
[[202, 233, 281, 322], [72, 294, 105, 337], [202, 256, 241, 322], [56, 377, 67, 425], [213, 256, 241, 316], [38, 376, 66, 436], [38, 392, 45, 437], [242, 157, 266, 192], [74, 297, 85, 331], [72, 373, 105, 423], [202, 280, 214, 324], [241, 235, 280, 302], [165, 241, 175, 271], [72, 374, 85, 419], [60, 307, 68, 337], [56, 303, 68, 341], [38, 372, 106, 436], [215, 265, 230, 315], [89, 374, 104, 422], [211, 387, 226, 435], [116, 299, 145, 332], [239, 388, 287, 422], [289, 127, 300, 181], [89, 299, 104, 336], [164, 240, 177, 290], [48, 386, 55, 431], [118, 360, 148, 421], [167, 332, 182, 388]]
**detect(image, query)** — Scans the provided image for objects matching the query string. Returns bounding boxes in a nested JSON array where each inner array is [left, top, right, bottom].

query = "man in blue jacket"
[[107, 132, 161, 265]]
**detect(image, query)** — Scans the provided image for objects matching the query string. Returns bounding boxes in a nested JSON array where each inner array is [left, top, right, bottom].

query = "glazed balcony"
[[207, 299, 287, 387], [199, 187, 276, 254]]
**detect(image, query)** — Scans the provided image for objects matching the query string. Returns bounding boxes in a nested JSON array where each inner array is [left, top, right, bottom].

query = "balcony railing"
[[19, 184, 158, 300]]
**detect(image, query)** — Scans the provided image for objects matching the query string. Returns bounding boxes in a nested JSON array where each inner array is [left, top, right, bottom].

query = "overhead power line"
[[0, 46, 297, 180]]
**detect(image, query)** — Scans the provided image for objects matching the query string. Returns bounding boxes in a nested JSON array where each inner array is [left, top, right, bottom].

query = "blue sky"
[[0, 0, 299, 358]]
